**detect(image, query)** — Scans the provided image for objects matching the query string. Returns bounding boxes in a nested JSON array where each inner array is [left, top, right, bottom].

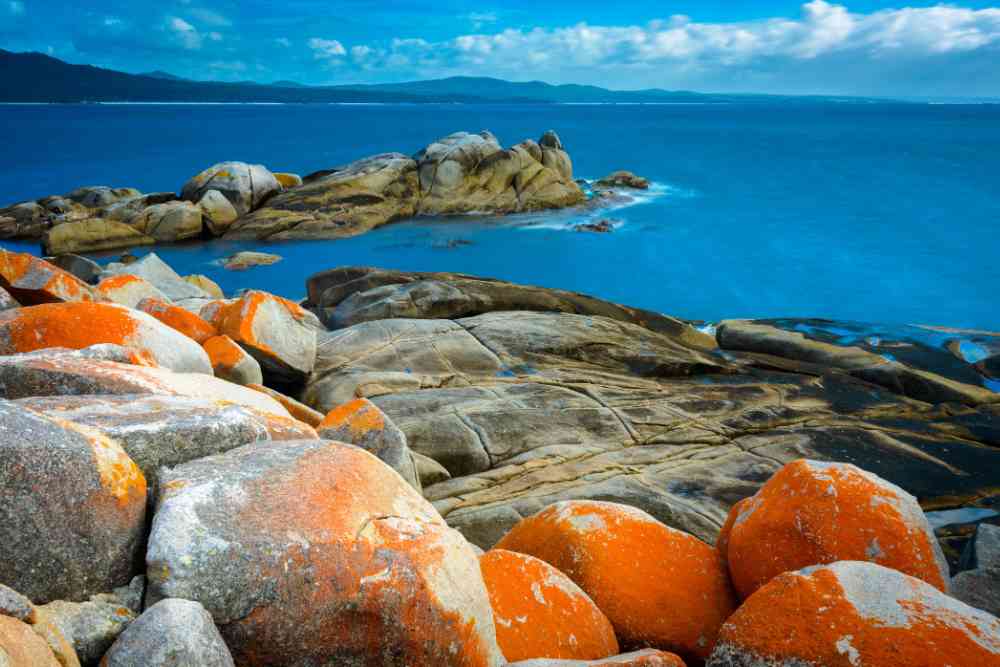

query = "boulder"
[[183, 274, 224, 299], [127, 201, 202, 242], [15, 394, 313, 497], [197, 189, 239, 236], [594, 171, 650, 190], [0, 616, 62, 666], [0, 201, 48, 238], [209, 290, 317, 383], [496, 501, 736, 662], [34, 594, 137, 666], [222, 251, 281, 271], [95, 274, 170, 308], [43, 219, 155, 255], [247, 383, 323, 426], [0, 286, 17, 311], [46, 254, 103, 284], [952, 523, 1000, 616], [146, 439, 504, 666], [0, 347, 292, 418], [0, 584, 35, 623], [273, 172, 303, 188], [101, 599, 234, 667], [0, 302, 212, 374], [0, 401, 146, 604], [136, 297, 217, 344], [413, 451, 451, 487], [203, 335, 263, 385], [225, 153, 419, 240], [65, 186, 140, 209], [181, 162, 281, 216], [102, 253, 211, 301], [480, 549, 618, 662], [707, 561, 1000, 667], [509, 650, 686, 666], [724, 459, 950, 599], [317, 398, 421, 489], [0, 250, 98, 304]]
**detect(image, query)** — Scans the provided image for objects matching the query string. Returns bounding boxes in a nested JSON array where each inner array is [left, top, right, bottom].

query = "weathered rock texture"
[[298, 269, 1000, 555], [101, 599, 234, 667], [226, 130, 584, 240]]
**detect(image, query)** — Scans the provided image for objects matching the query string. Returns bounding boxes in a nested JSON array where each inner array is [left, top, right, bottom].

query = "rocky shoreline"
[[0, 129, 653, 256], [0, 246, 998, 665]]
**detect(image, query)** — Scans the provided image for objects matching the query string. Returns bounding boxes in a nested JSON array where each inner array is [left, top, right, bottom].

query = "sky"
[[2, 1, 999, 96]]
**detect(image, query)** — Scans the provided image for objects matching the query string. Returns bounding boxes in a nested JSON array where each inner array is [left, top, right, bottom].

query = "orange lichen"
[[213, 291, 306, 360], [726, 459, 949, 599], [714, 563, 1000, 666], [319, 398, 385, 438], [0, 302, 141, 354], [248, 384, 323, 427], [588, 652, 686, 666], [715, 497, 750, 567], [496, 501, 737, 663], [56, 419, 147, 508], [203, 334, 247, 371], [0, 250, 97, 305], [137, 298, 217, 343], [97, 274, 143, 290], [480, 549, 618, 662]]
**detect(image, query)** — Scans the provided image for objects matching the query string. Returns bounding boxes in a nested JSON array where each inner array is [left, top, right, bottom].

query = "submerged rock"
[[594, 171, 650, 190], [222, 251, 282, 271], [574, 219, 616, 233]]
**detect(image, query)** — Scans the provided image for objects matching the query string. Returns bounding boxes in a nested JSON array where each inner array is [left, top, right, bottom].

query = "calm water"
[[2, 102, 999, 329]]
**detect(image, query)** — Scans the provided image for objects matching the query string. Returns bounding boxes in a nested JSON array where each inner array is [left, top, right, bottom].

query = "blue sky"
[[2, 1, 999, 95]]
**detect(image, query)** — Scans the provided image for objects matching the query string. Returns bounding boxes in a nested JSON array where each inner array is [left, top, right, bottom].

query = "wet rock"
[[594, 171, 650, 190], [317, 398, 420, 489], [197, 189, 239, 236], [181, 162, 281, 216], [95, 274, 170, 308], [46, 254, 102, 285], [183, 274, 224, 299], [43, 220, 156, 256], [509, 650, 686, 666], [574, 219, 616, 233], [136, 298, 218, 344], [707, 561, 1000, 667], [102, 253, 211, 302], [952, 524, 1000, 616], [209, 290, 317, 383], [34, 594, 136, 666], [497, 501, 736, 662], [222, 251, 282, 271], [0, 250, 99, 305], [101, 599, 233, 667], [0, 584, 35, 623], [480, 549, 618, 661], [146, 439, 504, 666], [203, 335, 263, 385], [0, 401, 146, 603], [0, 302, 212, 374], [0, 347, 292, 418], [724, 459, 950, 599], [0, 616, 62, 666]]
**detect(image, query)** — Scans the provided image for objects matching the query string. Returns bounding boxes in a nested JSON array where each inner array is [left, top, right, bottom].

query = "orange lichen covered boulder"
[[480, 549, 618, 662], [706, 560, 1000, 667], [146, 440, 504, 666], [95, 274, 169, 308], [203, 335, 263, 385], [211, 290, 316, 382], [318, 398, 420, 489], [724, 459, 950, 600], [0, 401, 146, 605], [496, 500, 737, 663], [137, 297, 218, 344], [0, 250, 98, 305], [249, 383, 323, 426], [508, 649, 686, 666], [0, 616, 62, 666], [714, 497, 750, 565], [0, 302, 212, 374]]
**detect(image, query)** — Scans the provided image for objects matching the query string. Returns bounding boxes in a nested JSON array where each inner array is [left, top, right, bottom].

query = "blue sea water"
[[1, 102, 999, 330]]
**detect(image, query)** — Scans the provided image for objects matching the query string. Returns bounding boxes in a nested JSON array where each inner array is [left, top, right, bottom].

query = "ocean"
[[1, 101, 998, 330]]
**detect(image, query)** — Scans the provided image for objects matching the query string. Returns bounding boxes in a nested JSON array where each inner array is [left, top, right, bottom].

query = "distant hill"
[[0, 49, 899, 105]]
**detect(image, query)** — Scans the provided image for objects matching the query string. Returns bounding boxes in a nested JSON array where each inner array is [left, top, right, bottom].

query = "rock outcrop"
[[180, 162, 282, 216]]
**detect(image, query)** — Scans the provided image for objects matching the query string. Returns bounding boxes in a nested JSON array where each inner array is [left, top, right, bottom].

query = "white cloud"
[[188, 8, 231, 27], [167, 16, 202, 50], [308, 37, 347, 59], [343, 2, 1000, 93]]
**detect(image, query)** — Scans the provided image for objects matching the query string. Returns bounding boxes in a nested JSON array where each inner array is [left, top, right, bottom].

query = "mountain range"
[[1, 49, 894, 105]]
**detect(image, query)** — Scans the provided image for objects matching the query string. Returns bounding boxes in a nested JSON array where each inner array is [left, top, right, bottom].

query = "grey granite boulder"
[[0, 584, 35, 623], [34, 586, 141, 666], [181, 161, 281, 216], [101, 599, 233, 667], [0, 401, 147, 603], [45, 254, 102, 284], [952, 523, 1000, 616]]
